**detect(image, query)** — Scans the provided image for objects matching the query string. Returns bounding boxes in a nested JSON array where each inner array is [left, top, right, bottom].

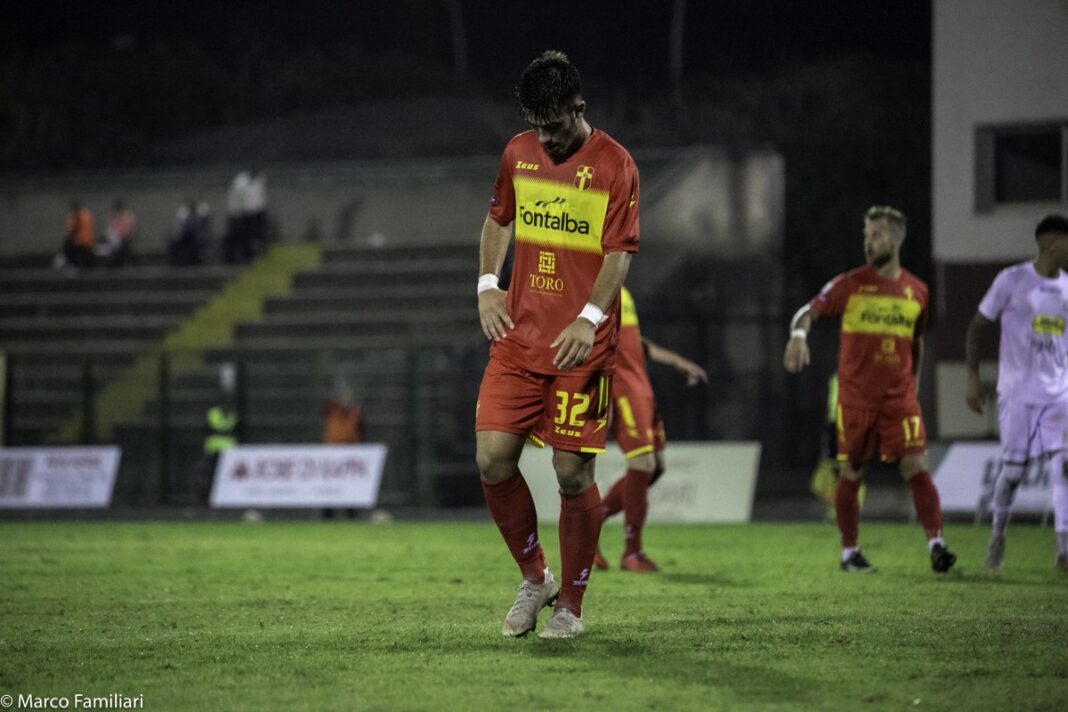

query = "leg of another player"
[[836, 460, 871, 571], [986, 459, 1026, 570], [901, 452, 956, 573], [550, 449, 601, 621], [476, 431, 548, 584], [619, 452, 658, 571], [596, 451, 663, 571], [1050, 451, 1068, 572]]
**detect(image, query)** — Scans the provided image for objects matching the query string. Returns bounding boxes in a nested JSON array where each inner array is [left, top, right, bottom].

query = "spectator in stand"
[[100, 198, 137, 267], [244, 167, 268, 256], [323, 380, 366, 445], [322, 379, 366, 520], [194, 199, 214, 259], [168, 200, 208, 266], [224, 167, 268, 263], [54, 200, 95, 271]]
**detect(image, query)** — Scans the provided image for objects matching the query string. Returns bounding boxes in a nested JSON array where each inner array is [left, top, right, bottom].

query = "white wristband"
[[578, 303, 605, 326], [477, 274, 500, 294], [790, 328, 807, 340]]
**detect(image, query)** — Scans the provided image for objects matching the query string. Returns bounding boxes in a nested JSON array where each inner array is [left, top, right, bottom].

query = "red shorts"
[[610, 390, 666, 459], [476, 355, 612, 453], [836, 396, 927, 468]]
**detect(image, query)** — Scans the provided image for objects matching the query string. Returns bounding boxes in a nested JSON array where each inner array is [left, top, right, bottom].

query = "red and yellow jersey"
[[809, 266, 928, 408], [488, 128, 640, 375], [613, 287, 654, 399]]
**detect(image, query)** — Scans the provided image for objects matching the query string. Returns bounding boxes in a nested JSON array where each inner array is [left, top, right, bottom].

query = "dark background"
[[0, 0, 933, 292]]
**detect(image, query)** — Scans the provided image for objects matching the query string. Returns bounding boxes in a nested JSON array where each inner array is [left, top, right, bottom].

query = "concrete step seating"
[[0, 292, 215, 318], [8, 240, 483, 506], [2, 265, 238, 294]]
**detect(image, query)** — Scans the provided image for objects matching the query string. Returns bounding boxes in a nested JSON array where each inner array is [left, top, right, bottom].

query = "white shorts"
[[998, 398, 1068, 463]]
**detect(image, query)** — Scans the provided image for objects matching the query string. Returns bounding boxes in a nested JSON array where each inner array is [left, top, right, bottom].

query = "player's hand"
[[675, 357, 709, 386], [783, 337, 810, 373], [965, 371, 984, 414], [478, 288, 513, 341], [551, 319, 596, 370]]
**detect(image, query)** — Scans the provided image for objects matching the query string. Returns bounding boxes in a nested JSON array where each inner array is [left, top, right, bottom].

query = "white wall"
[[933, 0, 1068, 261]]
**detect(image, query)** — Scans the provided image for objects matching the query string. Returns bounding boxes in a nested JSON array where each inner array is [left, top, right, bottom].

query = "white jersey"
[[979, 261, 1068, 405]]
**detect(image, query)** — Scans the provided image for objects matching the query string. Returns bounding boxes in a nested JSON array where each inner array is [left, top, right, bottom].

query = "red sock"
[[835, 476, 861, 548], [908, 471, 943, 540], [622, 468, 652, 556], [558, 484, 602, 618], [601, 477, 625, 520], [482, 471, 546, 583]]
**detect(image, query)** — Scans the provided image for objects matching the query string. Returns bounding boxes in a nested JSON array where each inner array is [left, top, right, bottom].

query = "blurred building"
[[933, 0, 1068, 438]]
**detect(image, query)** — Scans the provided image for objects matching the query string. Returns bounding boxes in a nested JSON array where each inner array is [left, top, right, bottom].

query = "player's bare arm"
[[783, 305, 818, 373], [964, 311, 992, 414], [912, 334, 924, 392], [477, 215, 514, 341], [643, 337, 709, 386], [551, 250, 632, 370]]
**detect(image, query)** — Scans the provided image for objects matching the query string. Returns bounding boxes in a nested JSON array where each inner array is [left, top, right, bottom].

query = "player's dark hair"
[[1035, 213, 1068, 239], [515, 50, 582, 122], [865, 205, 906, 234]]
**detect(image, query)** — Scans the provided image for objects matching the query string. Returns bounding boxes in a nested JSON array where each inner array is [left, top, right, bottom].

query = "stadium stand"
[[109, 242, 483, 506]]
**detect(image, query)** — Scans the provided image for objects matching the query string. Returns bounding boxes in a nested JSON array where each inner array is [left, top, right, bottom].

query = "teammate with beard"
[[783, 206, 956, 574]]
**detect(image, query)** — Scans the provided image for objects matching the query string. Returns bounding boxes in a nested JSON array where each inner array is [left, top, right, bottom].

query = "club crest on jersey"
[[575, 165, 594, 191]]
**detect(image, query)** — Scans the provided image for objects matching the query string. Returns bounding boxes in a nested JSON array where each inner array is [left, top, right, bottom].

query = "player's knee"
[[628, 453, 656, 473], [1000, 461, 1026, 484], [899, 454, 928, 479], [475, 448, 517, 483], [552, 451, 595, 495]]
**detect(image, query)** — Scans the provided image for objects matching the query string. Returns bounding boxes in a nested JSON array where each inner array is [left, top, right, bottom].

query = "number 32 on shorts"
[[554, 391, 590, 426]]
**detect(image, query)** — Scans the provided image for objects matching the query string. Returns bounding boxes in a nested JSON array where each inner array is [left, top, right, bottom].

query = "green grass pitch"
[[1, 520, 1066, 711]]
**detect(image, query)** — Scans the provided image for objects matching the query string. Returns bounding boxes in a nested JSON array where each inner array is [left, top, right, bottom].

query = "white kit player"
[[965, 213, 1068, 572]]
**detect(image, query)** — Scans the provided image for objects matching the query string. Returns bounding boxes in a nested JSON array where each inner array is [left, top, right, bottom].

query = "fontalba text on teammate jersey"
[[810, 266, 928, 408]]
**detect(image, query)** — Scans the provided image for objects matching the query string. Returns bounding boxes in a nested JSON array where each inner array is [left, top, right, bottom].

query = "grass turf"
[[1, 521, 1066, 711]]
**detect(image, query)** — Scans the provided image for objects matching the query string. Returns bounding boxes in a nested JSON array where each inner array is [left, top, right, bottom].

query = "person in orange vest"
[[322, 381, 366, 445], [322, 380, 366, 519], [55, 200, 95, 270]]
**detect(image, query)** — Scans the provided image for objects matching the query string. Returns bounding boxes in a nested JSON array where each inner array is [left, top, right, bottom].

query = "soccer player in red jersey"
[[783, 206, 956, 574], [475, 51, 640, 638], [594, 286, 708, 573]]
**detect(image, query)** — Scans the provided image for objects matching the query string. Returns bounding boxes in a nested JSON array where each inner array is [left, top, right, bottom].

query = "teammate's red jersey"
[[613, 287, 654, 399], [488, 128, 640, 375], [809, 266, 928, 408]]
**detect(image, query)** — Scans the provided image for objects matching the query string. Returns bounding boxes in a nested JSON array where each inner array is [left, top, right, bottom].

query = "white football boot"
[[501, 568, 559, 637]]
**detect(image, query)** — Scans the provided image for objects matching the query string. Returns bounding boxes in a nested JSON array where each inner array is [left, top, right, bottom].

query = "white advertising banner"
[[210, 444, 387, 508], [934, 442, 1052, 513], [0, 446, 121, 508], [520, 442, 761, 523]]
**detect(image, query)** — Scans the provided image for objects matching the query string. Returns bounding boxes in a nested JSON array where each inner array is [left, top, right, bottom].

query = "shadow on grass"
[[658, 571, 738, 587], [527, 634, 819, 706]]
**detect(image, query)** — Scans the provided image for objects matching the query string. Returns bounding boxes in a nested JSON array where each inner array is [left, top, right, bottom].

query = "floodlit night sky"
[[2, 0, 931, 90]]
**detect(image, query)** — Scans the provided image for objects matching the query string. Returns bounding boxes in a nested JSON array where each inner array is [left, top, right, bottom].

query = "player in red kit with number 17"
[[475, 51, 639, 639], [784, 206, 956, 574]]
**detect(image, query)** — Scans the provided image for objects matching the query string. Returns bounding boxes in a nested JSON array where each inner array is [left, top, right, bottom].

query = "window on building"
[[976, 123, 1067, 212]]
